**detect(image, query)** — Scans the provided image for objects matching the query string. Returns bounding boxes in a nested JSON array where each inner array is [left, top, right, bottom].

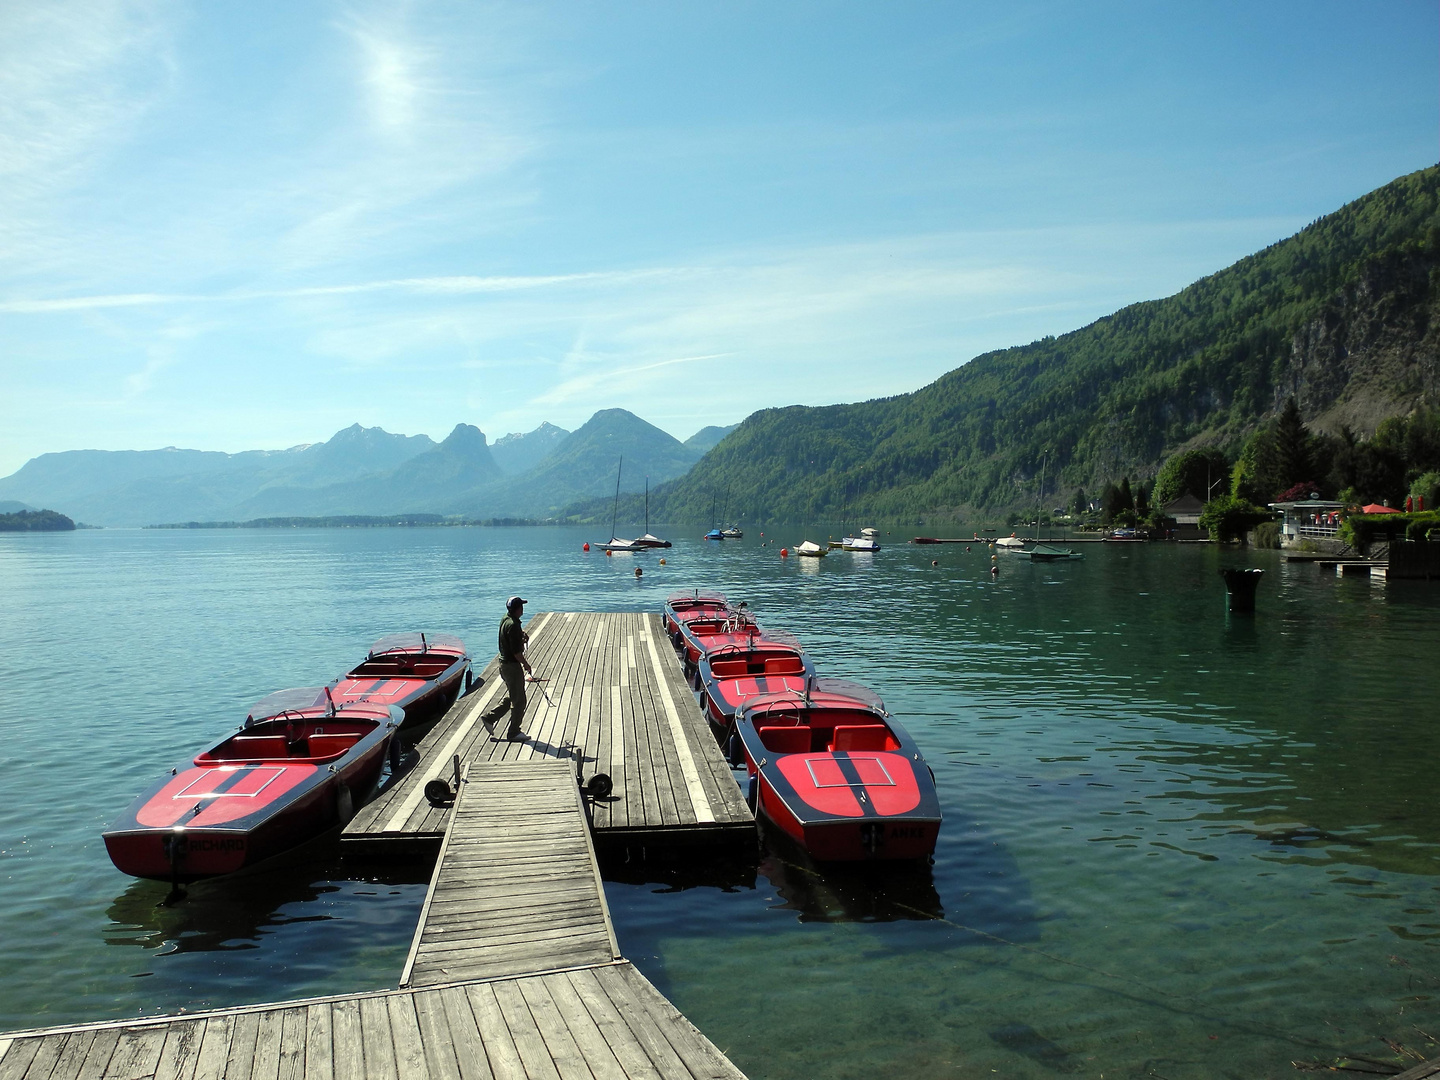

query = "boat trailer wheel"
[[584, 773, 613, 799], [424, 778, 455, 807]]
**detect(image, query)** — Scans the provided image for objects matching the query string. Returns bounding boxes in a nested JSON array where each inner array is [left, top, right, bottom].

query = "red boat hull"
[[104, 707, 395, 882], [756, 760, 942, 861], [735, 684, 942, 863]]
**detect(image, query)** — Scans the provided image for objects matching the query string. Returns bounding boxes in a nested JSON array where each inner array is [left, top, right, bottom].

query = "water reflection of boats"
[[757, 823, 942, 922], [103, 834, 431, 952]]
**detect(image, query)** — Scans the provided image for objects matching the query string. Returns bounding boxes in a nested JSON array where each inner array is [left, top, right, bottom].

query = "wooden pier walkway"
[[344, 612, 753, 852], [0, 704, 748, 1079], [400, 760, 620, 988], [0, 963, 744, 1080]]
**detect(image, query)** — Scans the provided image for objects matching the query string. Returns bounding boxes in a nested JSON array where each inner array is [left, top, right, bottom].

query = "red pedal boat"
[[102, 689, 400, 882], [329, 632, 470, 726], [694, 633, 814, 747], [734, 679, 942, 862]]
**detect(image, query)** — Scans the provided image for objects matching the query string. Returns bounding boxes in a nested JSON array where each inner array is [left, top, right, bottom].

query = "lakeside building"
[[1269, 499, 1345, 549], [1161, 494, 1207, 540]]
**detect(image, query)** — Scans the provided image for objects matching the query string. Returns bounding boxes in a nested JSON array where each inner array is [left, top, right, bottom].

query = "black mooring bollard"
[[1219, 568, 1264, 613]]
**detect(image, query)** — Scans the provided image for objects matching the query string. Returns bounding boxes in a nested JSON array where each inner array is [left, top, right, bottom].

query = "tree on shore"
[[1153, 447, 1229, 506], [0, 509, 75, 532]]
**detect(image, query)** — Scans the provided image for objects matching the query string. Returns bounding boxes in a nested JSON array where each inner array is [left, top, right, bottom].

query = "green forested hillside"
[[630, 166, 1440, 523]]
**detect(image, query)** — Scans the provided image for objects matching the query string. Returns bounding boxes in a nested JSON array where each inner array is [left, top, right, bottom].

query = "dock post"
[[1219, 567, 1264, 613]]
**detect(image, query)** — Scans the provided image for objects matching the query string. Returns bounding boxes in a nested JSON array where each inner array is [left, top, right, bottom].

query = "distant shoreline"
[[146, 515, 556, 529]]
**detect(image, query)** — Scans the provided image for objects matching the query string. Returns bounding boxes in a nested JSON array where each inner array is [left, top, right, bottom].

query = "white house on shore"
[[1269, 499, 1344, 548]]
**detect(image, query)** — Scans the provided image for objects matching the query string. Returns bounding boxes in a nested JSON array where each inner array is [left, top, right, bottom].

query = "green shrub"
[[1199, 495, 1275, 543], [1410, 471, 1440, 512], [1253, 521, 1281, 548], [1341, 511, 1440, 552]]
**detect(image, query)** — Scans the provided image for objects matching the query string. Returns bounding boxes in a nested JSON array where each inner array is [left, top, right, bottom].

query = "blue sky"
[[1, 1, 1435, 476]]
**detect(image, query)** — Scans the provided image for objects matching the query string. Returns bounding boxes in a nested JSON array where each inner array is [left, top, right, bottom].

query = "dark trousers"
[[484, 660, 527, 736]]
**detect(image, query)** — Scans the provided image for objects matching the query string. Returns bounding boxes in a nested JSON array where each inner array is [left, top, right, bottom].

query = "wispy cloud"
[[0, 1, 176, 275], [0, 268, 683, 313], [532, 352, 731, 407]]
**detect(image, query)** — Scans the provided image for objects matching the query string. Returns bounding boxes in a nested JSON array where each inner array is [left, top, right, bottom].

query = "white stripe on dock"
[[610, 686, 624, 769], [640, 623, 715, 823]]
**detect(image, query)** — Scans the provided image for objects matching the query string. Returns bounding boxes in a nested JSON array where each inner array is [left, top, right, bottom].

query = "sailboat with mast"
[[1017, 453, 1083, 561], [598, 457, 640, 552], [631, 476, 671, 548], [704, 490, 724, 540]]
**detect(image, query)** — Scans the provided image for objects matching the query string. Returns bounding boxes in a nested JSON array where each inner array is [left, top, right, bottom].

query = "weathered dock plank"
[[343, 612, 752, 852], [0, 965, 744, 1080], [399, 760, 619, 989]]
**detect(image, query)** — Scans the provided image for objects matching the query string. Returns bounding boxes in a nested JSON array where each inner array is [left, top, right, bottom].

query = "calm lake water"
[[2, 525, 1439, 1078]]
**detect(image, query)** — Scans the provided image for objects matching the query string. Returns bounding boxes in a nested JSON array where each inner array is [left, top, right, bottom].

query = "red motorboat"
[[673, 611, 763, 678], [102, 689, 400, 883], [734, 680, 942, 862], [329, 632, 470, 726], [663, 590, 732, 644], [694, 633, 814, 747]]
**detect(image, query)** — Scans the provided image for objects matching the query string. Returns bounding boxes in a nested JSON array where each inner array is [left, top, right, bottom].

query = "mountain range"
[[6, 166, 1438, 527], [0, 413, 718, 526]]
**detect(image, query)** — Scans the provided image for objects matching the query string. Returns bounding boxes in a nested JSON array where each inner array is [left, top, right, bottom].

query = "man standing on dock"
[[482, 595, 532, 741]]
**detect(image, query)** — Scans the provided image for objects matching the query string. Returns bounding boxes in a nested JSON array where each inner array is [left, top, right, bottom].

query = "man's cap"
[[507, 595, 527, 608]]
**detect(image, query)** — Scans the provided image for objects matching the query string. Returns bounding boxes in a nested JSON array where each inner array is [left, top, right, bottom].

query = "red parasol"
[[1360, 503, 1400, 514]]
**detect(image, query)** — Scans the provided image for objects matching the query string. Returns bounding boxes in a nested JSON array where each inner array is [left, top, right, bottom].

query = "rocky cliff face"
[[1283, 248, 1440, 434]]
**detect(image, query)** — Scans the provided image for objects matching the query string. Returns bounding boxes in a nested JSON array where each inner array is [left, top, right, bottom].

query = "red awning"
[[1361, 503, 1400, 514]]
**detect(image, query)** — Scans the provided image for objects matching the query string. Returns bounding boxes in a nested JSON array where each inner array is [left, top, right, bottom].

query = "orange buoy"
[[605, 549, 612, 557], [634, 567, 642, 578], [659, 558, 666, 565], [780, 547, 788, 557], [583, 542, 590, 551]]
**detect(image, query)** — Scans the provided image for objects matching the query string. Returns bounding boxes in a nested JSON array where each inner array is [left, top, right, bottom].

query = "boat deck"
[[344, 611, 754, 853]]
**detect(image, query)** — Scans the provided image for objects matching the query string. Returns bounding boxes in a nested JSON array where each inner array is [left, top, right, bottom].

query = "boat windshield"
[[369, 632, 465, 656], [811, 678, 887, 713], [248, 687, 328, 719], [704, 629, 801, 657], [666, 590, 728, 608]]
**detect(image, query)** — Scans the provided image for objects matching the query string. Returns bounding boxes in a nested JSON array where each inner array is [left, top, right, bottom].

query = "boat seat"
[[306, 733, 361, 760], [203, 735, 291, 762], [710, 660, 747, 677], [758, 726, 812, 754], [762, 657, 802, 674], [829, 725, 897, 752]]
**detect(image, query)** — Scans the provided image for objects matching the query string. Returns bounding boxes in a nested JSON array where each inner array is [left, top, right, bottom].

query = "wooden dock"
[[400, 760, 620, 988], [0, 675, 750, 1079], [344, 612, 754, 853], [0, 963, 744, 1080]]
